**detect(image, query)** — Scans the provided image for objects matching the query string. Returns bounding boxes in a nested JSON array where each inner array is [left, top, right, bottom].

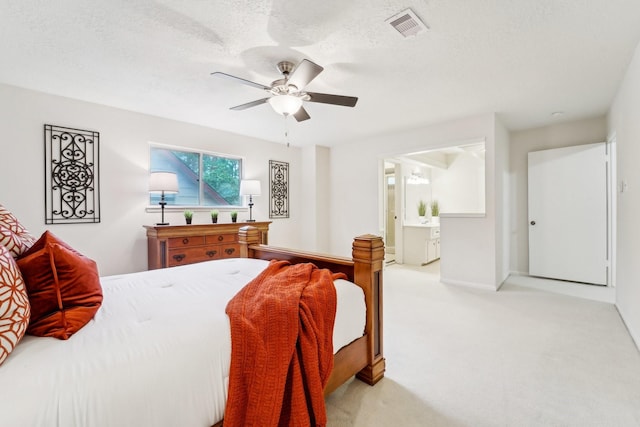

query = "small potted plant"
[[210, 210, 218, 224], [417, 200, 427, 223], [230, 211, 238, 223], [183, 210, 193, 225], [431, 200, 440, 224]]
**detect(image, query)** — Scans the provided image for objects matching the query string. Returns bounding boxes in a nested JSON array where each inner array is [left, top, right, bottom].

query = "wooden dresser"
[[144, 222, 271, 270]]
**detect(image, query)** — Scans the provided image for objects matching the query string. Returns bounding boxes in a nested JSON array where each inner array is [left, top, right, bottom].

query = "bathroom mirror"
[[404, 174, 431, 224]]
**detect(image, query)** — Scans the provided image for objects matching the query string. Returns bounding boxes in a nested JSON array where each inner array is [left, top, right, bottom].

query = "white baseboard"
[[615, 304, 639, 351], [506, 272, 615, 304], [441, 277, 498, 291], [511, 270, 529, 277]]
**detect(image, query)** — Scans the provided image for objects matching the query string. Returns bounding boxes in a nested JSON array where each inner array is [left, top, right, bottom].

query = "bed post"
[[352, 234, 386, 385], [238, 226, 261, 258]]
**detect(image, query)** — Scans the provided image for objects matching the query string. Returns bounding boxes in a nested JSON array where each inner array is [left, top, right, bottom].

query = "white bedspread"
[[0, 258, 365, 427]]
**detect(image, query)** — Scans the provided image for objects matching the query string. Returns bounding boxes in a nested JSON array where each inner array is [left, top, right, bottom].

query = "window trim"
[[147, 142, 247, 211]]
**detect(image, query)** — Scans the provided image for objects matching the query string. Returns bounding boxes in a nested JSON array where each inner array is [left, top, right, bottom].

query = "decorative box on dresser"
[[144, 222, 271, 270]]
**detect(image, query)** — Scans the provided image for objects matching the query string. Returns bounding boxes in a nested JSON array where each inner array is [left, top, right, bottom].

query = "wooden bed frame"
[[211, 227, 385, 426], [239, 226, 386, 393]]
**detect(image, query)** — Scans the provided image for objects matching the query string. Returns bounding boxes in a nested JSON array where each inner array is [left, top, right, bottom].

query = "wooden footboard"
[[238, 226, 386, 393]]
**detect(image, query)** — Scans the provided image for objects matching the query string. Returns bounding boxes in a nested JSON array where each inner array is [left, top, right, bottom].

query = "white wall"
[[300, 145, 331, 252], [508, 116, 607, 275], [330, 113, 506, 290], [608, 40, 640, 347], [0, 83, 303, 276], [438, 116, 498, 290], [431, 151, 485, 214], [494, 118, 510, 286]]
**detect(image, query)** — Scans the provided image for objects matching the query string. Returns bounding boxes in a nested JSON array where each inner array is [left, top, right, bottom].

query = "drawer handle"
[[182, 238, 189, 245], [218, 235, 224, 242], [206, 250, 217, 257], [225, 248, 235, 255], [173, 254, 185, 262]]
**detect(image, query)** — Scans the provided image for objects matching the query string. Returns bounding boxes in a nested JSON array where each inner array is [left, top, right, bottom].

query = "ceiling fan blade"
[[306, 92, 358, 107], [293, 106, 311, 122], [211, 72, 271, 91], [287, 59, 324, 90], [230, 97, 270, 111]]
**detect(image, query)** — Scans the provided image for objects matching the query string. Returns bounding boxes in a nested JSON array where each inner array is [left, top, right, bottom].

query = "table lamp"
[[239, 179, 261, 222], [149, 172, 179, 225]]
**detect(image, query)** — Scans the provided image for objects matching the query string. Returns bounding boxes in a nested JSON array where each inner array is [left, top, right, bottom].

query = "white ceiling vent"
[[386, 8, 429, 38]]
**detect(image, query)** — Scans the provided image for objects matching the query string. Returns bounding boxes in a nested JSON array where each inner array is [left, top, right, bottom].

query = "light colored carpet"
[[326, 262, 640, 426]]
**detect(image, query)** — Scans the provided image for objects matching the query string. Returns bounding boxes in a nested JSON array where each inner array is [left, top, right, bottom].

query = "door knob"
[[530, 220, 536, 225]]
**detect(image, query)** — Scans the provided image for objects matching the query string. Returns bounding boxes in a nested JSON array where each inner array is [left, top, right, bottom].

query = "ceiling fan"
[[211, 59, 358, 122]]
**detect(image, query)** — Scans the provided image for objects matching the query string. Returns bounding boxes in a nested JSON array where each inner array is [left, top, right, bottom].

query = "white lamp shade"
[[149, 172, 179, 193], [239, 179, 261, 196], [268, 95, 303, 116]]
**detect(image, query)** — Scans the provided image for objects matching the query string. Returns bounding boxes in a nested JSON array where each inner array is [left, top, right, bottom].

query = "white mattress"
[[0, 258, 366, 427]]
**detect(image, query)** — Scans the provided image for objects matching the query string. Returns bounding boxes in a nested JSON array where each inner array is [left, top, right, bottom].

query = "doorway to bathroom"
[[381, 141, 486, 276]]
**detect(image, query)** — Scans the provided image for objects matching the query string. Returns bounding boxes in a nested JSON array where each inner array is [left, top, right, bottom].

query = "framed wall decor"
[[44, 124, 100, 224], [269, 160, 289, 219]]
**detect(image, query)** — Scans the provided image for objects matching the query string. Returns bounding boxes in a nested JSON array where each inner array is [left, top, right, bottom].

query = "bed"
[[0, 225, 385, 426]]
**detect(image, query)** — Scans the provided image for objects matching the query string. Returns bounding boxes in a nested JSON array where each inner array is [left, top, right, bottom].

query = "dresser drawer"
[[168, 247, 222, 266], [205, 234, 237, 245], [168, 236, 206, 248], [220, 244, 239, 258]]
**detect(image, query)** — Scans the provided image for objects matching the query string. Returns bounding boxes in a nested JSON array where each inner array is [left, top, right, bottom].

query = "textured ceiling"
[[1, 0, 640, 147]]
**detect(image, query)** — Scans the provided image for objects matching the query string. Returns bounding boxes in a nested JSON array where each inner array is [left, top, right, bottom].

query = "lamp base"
[[156, 222, 169, 226], [246, 219, 256, 222]]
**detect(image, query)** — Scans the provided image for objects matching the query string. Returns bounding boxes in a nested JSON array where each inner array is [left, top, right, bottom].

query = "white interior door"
[[528, 143, 607, 285]]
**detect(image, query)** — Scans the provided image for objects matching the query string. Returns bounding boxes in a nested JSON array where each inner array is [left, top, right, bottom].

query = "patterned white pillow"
[[0, 227, 31, 259], [0, 204, 36, 258], [0, 245, 31, 366]]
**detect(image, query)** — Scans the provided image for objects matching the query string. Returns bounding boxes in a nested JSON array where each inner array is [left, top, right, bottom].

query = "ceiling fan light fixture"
[[268, 95, 303, 116]]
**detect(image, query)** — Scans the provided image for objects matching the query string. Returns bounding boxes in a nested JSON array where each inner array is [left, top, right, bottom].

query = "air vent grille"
[[386, 8, 429, 38]]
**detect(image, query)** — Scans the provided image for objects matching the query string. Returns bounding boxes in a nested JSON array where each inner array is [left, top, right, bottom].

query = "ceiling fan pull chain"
[[284, 115, 290, 148]]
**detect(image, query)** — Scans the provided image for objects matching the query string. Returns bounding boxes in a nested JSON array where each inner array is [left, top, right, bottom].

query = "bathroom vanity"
[[403, 223, 440, 265]]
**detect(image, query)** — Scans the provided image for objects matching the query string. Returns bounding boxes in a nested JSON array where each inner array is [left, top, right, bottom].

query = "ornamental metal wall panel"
[[44, 124, 100, 224], [269, 160, 289, 219]]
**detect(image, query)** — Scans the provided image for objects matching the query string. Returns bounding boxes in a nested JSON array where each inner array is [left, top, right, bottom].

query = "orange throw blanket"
[[224, 260, 344, 427]]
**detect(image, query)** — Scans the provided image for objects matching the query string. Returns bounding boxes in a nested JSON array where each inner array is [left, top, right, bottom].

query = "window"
[[149, 145, 242, 207]]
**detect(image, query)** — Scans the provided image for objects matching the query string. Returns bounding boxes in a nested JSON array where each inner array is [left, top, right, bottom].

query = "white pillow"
[[0, 245, 31, 366]]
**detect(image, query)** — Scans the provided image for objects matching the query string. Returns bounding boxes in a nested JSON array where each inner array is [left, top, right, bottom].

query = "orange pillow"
[[19, 230, 75, 258], [17, 233, 102, 340], [0, 245, 31, 365]]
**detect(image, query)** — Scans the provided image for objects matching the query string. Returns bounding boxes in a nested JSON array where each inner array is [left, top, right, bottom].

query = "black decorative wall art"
[[269, 160, 289, 219], [44, 124, 100, 224]]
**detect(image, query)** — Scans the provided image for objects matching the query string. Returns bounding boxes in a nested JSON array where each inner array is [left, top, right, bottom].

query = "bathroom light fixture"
[[407, 175, 430, 185], [239, 179, 261, 222], [149, 172, 178, 225], [268, 95, 303, 116]]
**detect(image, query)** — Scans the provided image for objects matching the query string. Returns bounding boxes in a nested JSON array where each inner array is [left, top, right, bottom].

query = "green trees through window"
[[150, 146, 242, 207]]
